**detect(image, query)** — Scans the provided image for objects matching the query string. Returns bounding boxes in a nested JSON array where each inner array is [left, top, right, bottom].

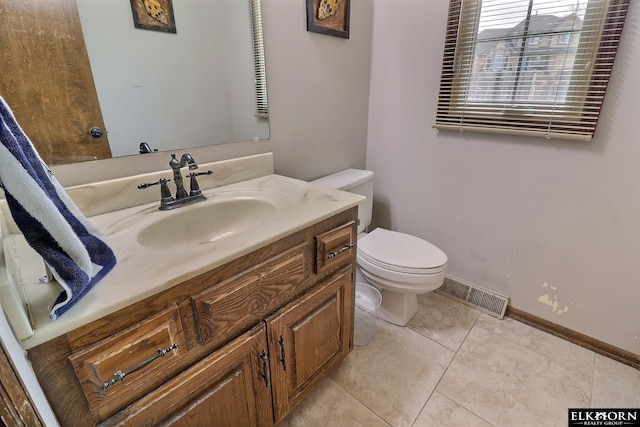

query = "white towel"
[[0, 96, 116, 320]]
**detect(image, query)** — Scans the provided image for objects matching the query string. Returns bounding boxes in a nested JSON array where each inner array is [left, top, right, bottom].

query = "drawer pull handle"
[[259, 350, 269, 387], [277, 335, 287, 371], [101, 343, 179, 391], [328, 243, 356, 259]]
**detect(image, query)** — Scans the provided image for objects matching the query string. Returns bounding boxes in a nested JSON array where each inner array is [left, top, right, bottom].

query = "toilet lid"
[[358, 228, 447, 274]]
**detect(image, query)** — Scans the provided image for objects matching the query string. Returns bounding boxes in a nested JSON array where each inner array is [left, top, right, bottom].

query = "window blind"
[[433, 0, 629, 141], [250, 0, 269, 118]]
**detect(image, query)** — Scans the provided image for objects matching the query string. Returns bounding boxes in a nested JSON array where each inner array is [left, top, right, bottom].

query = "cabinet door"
[[105, 324, 274, 427], [267, 266, 354, 423]]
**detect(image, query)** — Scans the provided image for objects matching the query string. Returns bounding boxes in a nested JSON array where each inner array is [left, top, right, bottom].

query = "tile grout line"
[[415, 309, 499, 426], [338, 319, 459, 427], [327, 371, 393, 426], [400, 320, 456, 427]]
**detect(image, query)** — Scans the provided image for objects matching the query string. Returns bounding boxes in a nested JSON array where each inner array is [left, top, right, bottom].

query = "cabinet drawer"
[[315, 221, 356, 273], [193, 244, 309, 346], [68, 305, 187, 420]]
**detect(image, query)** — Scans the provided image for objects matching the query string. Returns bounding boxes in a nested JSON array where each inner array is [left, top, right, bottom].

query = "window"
[[492, 54, 506, 70], [250, 0, 269, 118], [433, 0, 629, 141]]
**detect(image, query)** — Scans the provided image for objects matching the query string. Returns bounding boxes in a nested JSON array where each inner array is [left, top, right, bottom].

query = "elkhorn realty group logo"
[[569, 409, 640, 426]]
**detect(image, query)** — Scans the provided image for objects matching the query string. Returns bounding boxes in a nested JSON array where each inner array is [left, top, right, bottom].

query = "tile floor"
[[279, 292, 640, 427]]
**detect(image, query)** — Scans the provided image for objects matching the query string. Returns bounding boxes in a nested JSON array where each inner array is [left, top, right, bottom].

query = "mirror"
[[76, 0, 269, 160]]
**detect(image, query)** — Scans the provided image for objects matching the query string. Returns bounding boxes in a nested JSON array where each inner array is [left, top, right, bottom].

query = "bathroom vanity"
[[0, 154, 363, 426]]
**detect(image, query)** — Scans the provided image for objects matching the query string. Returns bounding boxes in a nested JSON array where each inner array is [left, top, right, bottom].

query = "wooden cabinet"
[[268, 266, 353, 423], [27, 208, 357, 426], [106, 324, 274, 427]]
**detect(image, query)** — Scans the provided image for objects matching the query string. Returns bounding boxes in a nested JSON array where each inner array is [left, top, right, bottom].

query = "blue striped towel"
[[0, 97, 116, 320]]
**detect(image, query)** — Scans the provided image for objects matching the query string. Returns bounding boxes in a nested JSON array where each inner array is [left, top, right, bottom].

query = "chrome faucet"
[[137, 153, 212, 210], [169, 153, 198, 199], [138, 142, 158, 154]]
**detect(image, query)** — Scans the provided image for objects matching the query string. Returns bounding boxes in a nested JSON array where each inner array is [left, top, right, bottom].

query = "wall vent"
[[436, 276, 509, 319]]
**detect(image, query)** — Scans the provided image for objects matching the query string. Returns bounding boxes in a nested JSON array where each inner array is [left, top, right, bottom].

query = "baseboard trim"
[[506, 306, 640, 370]]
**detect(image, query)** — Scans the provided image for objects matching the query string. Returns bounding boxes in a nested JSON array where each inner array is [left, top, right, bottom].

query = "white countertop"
[[15, 173, 363, 349]]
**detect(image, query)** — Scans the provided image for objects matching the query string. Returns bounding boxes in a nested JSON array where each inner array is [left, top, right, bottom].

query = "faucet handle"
[[137, 177, 171, 189], [138, 178, 174, 206], [187, 170, 212, 197], [188, 170, 213, 178]]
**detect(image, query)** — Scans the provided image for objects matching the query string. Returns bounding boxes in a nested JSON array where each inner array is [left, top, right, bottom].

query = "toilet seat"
[[357, 228, 447, 275]]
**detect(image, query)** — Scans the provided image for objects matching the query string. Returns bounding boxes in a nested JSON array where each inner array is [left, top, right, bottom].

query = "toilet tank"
[[311, 169, 374, 234]]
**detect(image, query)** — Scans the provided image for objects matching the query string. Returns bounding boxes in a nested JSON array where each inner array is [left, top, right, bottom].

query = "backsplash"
[[0, 153, 274, 235]]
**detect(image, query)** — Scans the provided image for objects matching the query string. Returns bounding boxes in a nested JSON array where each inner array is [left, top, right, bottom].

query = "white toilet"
[[312, 169, 448, 326]]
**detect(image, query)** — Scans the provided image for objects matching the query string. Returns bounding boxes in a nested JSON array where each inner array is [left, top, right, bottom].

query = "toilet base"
[[376, 290, 419, 326]]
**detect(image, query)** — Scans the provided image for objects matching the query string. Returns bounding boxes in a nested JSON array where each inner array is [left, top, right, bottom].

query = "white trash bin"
[[354, 283, 382, 346]]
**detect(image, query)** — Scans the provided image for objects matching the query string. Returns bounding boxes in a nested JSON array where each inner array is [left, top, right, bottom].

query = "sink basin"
[[137, 191, 291, 249]]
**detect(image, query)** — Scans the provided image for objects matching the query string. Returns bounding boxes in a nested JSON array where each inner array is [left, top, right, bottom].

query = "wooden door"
[[267, 266, 354, 423], [0, 0, 112, 165], [104, 323, 274, 427]]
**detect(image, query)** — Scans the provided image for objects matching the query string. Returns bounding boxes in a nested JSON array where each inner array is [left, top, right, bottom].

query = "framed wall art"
[[130, 0, 177, 33], [306, 0, 350, 39]]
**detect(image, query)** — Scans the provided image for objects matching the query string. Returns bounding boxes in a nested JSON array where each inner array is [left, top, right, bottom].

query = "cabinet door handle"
[[328, 243, 356, 259], [101, 343, 179, 391], [277, 335, 287, 371], [259, 350, 269, 387]]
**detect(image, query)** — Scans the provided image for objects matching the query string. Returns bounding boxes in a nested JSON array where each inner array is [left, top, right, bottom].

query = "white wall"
[[367, 0, 640, 354]]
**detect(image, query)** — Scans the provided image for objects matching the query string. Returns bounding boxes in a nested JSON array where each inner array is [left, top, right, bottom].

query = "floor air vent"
[[436, 276, 509, 319]]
